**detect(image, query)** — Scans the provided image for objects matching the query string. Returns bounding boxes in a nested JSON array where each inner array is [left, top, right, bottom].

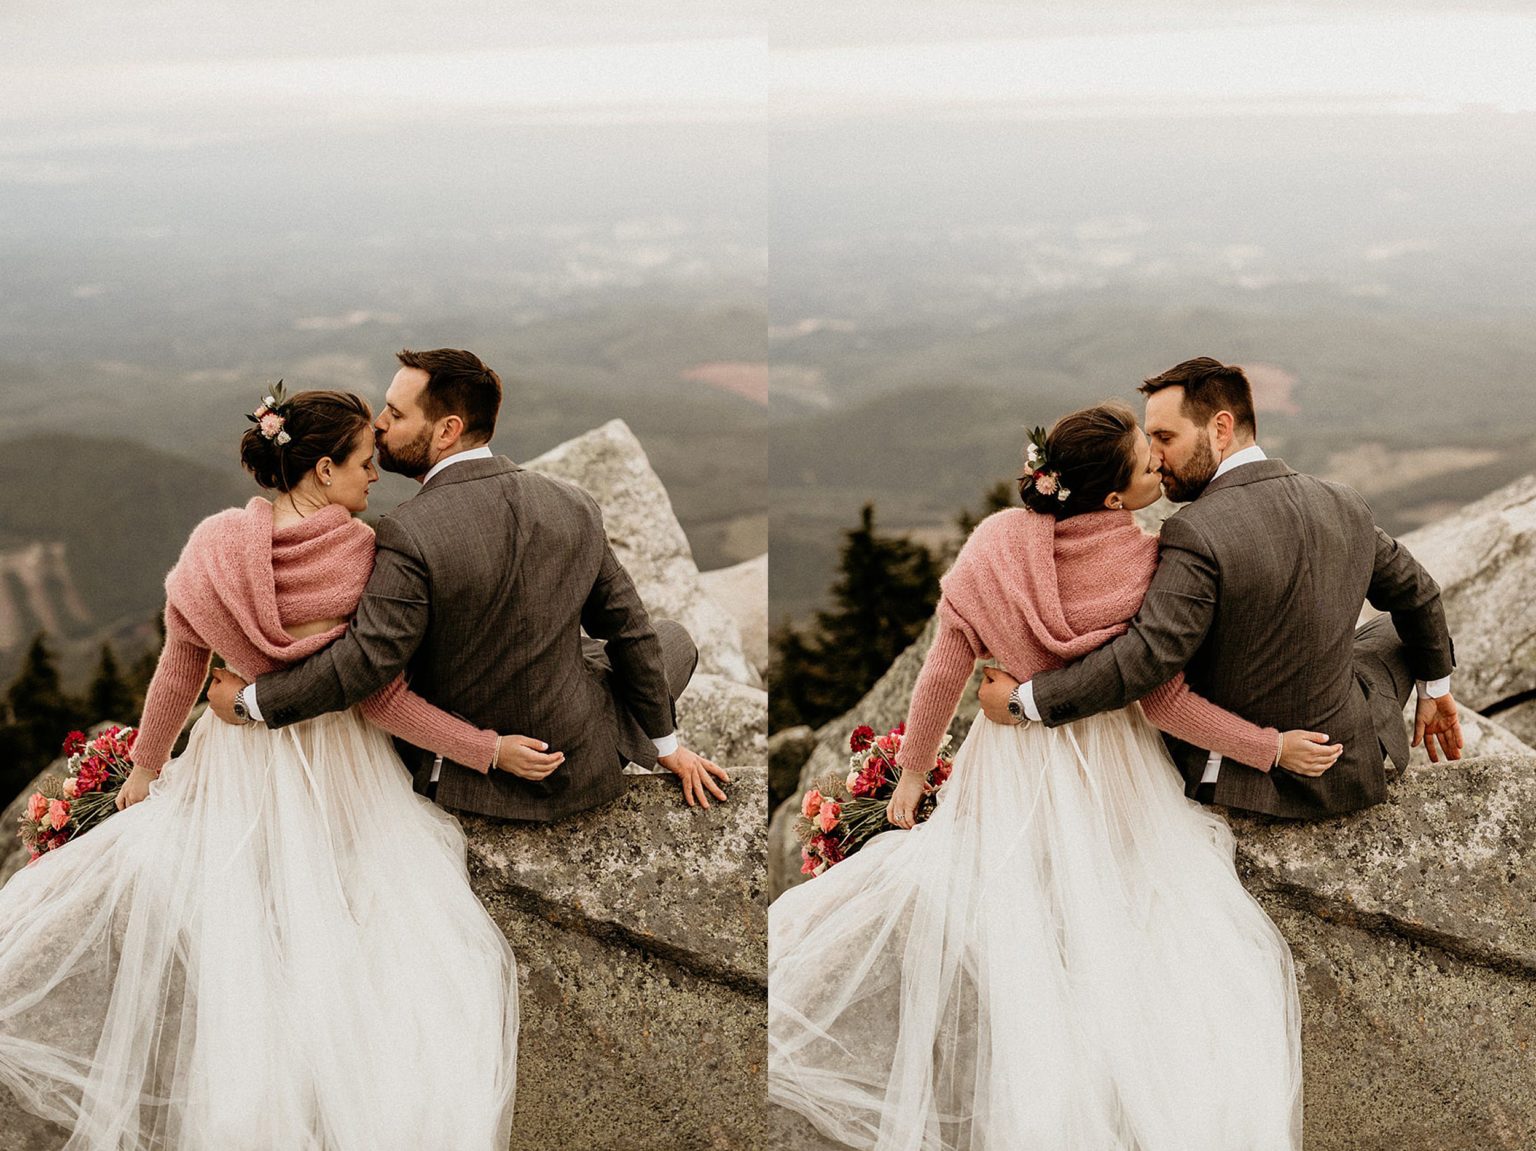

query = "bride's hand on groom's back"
[[493, 735, 565, 781], [1276, 730, 1344, 777]]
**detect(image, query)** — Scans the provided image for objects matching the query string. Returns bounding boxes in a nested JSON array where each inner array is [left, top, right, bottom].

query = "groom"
[[208, 347, 729, 819], [979, 357, 1461, 819]]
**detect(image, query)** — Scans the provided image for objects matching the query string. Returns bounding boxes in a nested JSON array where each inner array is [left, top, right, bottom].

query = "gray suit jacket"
[[1031, 459, 1454, 819], [254, 456, 675, 822]]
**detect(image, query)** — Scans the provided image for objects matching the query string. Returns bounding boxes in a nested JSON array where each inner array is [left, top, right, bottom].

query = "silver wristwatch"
[[231, 686, 255, 725], [1006, 684, 1027, 723]]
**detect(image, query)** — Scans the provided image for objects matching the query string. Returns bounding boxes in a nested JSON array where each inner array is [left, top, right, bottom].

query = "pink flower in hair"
[[1033, 471, 1058, 497], [259, 413, 285, 439]]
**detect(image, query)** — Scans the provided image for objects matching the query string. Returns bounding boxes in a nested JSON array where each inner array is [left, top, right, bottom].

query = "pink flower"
[[800, 788, 823, 819], [817, 800, 842, 833], [62, 778, 78, 799], [48, 799, 70, 831], [259, 413, 285, 438], [1034, 471, 1058, 496], [25, 793, 47, 822]]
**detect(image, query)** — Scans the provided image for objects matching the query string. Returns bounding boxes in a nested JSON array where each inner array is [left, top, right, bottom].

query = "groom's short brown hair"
[[1139, 357, 1256, 437], [396, 348, 501, 444]]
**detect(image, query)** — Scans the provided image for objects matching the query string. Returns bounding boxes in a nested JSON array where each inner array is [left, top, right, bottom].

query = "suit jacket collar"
[[418, 454, 521, 492], [1200, 457, 1295, 497]]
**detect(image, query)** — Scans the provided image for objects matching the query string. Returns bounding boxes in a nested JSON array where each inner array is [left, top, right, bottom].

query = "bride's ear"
[[315, 458, 335, 489], [1103, 490, 1125, 511]]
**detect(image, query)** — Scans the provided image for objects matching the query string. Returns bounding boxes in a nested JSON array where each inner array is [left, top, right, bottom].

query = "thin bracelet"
[[1274, 731, 1284, 768], [491, 734, 502, 774]]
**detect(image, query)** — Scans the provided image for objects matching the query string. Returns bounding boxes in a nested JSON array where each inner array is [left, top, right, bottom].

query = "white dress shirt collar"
[[421, 445, 494, 486], [1211, 442, 1267, 483]]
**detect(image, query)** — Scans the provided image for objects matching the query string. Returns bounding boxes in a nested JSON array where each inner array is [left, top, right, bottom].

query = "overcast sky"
[[5, 2, 1532, 142]]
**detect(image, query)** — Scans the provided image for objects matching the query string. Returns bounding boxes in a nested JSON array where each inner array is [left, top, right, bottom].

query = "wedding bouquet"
[[17, 726, 138, 861], [795, 722, 953, 877]]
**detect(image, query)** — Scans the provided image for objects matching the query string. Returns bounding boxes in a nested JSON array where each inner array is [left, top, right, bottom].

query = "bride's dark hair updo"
[[239, 390, 374, 493], [1018, 400, 1141, 520]]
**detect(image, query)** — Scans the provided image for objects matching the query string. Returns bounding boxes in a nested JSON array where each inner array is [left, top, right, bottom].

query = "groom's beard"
[[1160, 435, 1219, 503], [376, 426, 435, 479]]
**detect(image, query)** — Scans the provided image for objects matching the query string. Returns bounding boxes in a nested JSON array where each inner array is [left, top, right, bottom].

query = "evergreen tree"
[[87, 642, 137, 725], [955, 480, 1017, 540], [770, 504, 940, 732], [0, 633, 87, 802]]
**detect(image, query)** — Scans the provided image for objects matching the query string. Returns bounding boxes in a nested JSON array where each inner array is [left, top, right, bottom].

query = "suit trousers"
[[1352, 612, 1418, 774]]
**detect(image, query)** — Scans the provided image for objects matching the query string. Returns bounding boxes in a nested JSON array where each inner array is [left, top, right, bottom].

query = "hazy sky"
[[5, 2, 1531, 149], [776, 9, 1536, 119]]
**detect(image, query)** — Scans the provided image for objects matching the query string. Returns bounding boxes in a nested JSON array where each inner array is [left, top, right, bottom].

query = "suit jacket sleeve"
[[253, 515, 431, 729], [1031, 513, 1219, 727], [580, 511, 674, 739], [1364, 522, 1454, 681]]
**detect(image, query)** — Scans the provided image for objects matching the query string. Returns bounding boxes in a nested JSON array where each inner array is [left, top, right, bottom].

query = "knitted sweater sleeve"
[[358, 676, 499, 773], [894, 604, 982, 774], [130, 609, 212, 774], [1140, 672, 1279, 771]]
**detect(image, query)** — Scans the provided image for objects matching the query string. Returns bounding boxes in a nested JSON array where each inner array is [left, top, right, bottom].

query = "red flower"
[[75, 760, 109, 794], [849, 725, 876, 753], [810, 833, 845, 866], [849, 762, 885, 798], [893, 722, 906, 736], [62, 731, 87, 757]]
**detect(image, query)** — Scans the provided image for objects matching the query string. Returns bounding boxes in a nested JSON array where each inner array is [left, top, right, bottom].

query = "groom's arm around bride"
[[208, 347, 726, 819]]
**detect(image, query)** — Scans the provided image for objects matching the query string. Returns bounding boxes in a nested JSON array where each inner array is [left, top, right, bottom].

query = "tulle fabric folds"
[[0, 706, 518, 1150], [769, 708, 1302, 1151]]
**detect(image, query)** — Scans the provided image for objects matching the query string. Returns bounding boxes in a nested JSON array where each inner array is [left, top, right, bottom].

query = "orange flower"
[[817, 800, 842, 833]]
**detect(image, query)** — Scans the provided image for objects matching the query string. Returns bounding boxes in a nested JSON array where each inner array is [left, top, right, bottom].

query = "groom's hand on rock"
[[979, 668, 1021, 725], [1413, 693, 1464, 763], [206, 669, 248, 726], [494, 736, 566, 780], [657, 746, 729, 809]]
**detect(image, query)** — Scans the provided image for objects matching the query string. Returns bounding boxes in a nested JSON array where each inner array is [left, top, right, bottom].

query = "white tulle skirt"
[[0, 706, 518, 1150], [769, 707, 1302, 1151]]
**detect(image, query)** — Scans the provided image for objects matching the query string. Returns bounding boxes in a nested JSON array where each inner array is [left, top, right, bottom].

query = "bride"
[[0, 389, 524, 1149], [769, 401, 1334, 1151]]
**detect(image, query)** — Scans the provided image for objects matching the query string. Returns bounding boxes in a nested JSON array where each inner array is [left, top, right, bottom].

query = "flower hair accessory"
[[1023, 425, 1070, 503], [247, 380, 292, 446]]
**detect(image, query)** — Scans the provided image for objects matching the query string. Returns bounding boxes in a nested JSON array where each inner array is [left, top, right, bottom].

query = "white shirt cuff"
[[1416, 676, 1451, 700], [1016, 681, 1042, 723], [1200, 752, 1223, 784], [652, 732, 679, 758], [241, 683, 264, 723]]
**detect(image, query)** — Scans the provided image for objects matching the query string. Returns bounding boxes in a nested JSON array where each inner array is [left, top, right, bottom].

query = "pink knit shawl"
[[163, 497, 377, 677]]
